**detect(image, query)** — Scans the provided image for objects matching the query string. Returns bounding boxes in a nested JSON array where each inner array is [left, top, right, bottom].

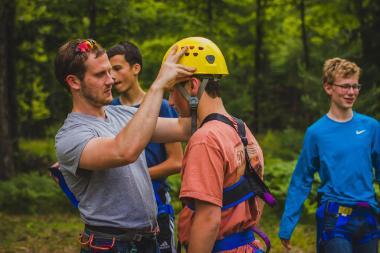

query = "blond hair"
[[322, 58, 361, 84]]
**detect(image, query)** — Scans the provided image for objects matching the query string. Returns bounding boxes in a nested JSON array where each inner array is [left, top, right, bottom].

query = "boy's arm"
[[278, 130, 318, 245], [373, 121, 380, 185], [187, 200, 221, 253], [149, 142, 183, 179]]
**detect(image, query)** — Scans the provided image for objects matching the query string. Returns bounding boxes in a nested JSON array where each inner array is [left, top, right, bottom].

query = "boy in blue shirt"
[[107, 41, 183, 253], [279, 58, 380, 253]]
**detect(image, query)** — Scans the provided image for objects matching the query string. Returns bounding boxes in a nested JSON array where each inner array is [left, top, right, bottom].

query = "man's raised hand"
[[154, 45, 196, 90]]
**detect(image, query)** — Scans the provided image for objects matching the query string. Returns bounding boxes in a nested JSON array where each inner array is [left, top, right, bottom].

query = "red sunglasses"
[[75, 39, 98, 53]]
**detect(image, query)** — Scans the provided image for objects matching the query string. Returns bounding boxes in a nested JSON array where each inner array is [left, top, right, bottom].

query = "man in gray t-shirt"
[[56, 106, 157, 229], [54, 39, 194, 253]]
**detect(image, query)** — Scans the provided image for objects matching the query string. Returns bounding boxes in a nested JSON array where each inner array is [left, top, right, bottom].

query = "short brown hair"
[[204, 78, 220, 98], [195, 75, 221, 98], [107, 41, 143, 70], [54, 39, 105, 91], [323, 58, 361, 84]]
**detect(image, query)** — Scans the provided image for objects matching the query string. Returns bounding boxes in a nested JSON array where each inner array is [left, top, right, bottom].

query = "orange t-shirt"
[[178, 117, 264, 252]]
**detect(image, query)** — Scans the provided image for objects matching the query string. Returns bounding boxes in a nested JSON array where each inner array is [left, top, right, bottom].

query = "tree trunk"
[[7, 0, 17, 145], [299, 0, 309, 69], [207, 0, 213, 35], [89, 0, 96, 38], [354, 0, 380, 88], [253, 0, 265, 133], [0, 0, 17, 180]]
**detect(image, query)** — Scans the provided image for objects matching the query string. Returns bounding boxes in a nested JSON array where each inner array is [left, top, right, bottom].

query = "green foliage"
[[0, 210, 317, 253], [3, 2, 379, 250], [11, 0, 380, 140], [18, 138, 56, 173], [19, 138, 55, 159], [265, 158, 296, 203], [259, 207, 317, 253], [0, 213, 81, 252], [356, 84, 380, 119], [259, 128, 304, 161], [264, 157, 320, 215], [167, 173, 182, 214], [0, 172, 76, 214], [18, 76, 50, 121]]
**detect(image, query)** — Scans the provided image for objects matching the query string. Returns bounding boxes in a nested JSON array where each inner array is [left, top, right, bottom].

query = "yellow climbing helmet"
[[163, 37, 229, 76]]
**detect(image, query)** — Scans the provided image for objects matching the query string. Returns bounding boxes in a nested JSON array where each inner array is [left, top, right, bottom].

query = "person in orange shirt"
[[164, 37, 267, 253]]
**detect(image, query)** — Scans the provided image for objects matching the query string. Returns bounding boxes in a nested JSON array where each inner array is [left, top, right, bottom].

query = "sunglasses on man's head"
[[75, 39, 98, 53]]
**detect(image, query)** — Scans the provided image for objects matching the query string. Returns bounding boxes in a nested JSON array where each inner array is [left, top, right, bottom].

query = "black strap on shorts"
[[85, 224, 157, 239]]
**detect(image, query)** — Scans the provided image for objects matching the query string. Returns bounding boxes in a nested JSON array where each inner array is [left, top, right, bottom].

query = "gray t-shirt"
[[55, 105, 157, 229]]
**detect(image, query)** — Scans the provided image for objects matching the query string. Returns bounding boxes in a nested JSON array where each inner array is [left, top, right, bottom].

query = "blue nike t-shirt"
[[279, 112, 380, 240]]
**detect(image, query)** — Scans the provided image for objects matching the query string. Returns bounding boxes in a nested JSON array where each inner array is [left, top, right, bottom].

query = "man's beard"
[[80, 81, 111, 107]]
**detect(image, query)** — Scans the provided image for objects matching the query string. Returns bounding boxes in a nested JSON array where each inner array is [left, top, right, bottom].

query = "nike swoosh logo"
[[356, 130, 366, 135]]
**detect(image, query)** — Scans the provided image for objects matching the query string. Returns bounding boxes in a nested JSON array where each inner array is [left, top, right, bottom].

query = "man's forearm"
[[115, 84, 164, 161], [113, 44, 195, 161], [77, 46, 195, 170], [152, 117, 191, 143]]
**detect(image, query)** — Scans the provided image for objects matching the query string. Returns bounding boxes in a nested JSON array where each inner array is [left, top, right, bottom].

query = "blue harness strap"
[[180, 113, 273, 253], [200, 113, 276, 207], [152, 180, 174, 217], [48, 164, 79, 208], [186, 176, 254, 211], [319, 201, 379, 245], [213, 229, 254, 252], [212, 228, 270, 253], [222, 176, 254, 210]]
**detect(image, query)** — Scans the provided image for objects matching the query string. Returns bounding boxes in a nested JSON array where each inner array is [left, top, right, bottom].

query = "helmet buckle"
[[189, 96, 199, 110]]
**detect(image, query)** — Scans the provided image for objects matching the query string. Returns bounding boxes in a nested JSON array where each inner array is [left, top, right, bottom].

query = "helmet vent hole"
[[199, 47, 204, 50], [190, 46, 194, 49], [206, 55, 215, 64], [185, 52, 190, 56], [193, 53, 198, 56]]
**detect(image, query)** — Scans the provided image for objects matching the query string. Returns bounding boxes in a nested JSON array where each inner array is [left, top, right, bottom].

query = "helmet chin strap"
[[176, 78, 209, 135]]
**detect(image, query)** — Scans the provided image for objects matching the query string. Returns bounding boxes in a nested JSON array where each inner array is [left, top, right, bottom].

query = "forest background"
[[0, 0, 379, 252]]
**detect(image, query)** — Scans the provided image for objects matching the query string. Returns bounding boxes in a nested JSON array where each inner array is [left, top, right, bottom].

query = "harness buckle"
[[189, 96, 198, 110], [133, 233, 143, 242], [338, 206, 353, 216]]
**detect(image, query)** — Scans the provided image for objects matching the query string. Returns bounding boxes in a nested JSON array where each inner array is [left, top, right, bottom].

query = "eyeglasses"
[[75, 39, 98, 53], [333, 83, 362, 92]]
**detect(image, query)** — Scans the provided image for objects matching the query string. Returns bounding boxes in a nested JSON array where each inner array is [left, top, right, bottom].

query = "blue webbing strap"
[[326, 202, 377, 218], [200, 114, 255, 210], [152, 180, 174, 217], [212, 229, 254, 252], [48, 165, 79, 208], [320, 202, 379, 244], [200, 113, 276, 207], [191, 114, 273, 253], [186, 176, 254, 212], [222, 176, 255, 210]]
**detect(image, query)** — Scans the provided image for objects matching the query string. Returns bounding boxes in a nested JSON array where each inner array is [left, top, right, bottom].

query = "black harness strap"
[[222, 176, 254, 209], [201, 113, 255, 209], [201, 113, 276, 208], [200, 113, 235, 128], [178, 114, 274, 253]]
